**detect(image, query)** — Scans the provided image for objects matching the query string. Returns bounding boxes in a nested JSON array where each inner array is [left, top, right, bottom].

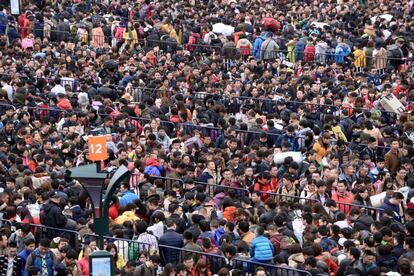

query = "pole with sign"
[[69, 136, 130, 276], [69, 136, 130, 248]]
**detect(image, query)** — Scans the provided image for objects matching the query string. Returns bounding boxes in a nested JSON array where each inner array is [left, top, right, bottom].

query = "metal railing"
[[131, 115, 281, 143], [2, 26, 412, 72], [192, 92, 410, 117], [335, 201, 384, 220], [149, 176, 383, 221], [0, 218, 312, 275]]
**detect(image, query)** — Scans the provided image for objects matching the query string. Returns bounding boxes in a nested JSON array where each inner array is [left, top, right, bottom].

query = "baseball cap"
[[49, 190, 61, 199]]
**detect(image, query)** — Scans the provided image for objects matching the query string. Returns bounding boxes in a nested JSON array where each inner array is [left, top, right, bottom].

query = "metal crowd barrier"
[[192, 92, 410, 118], [148, 176, 384, 222], [131, 115, 281, 144], [335, 201, 384, 220], [0, 218, 312, 275]]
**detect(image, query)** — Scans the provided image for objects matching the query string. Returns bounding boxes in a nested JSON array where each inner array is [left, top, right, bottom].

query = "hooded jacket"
[[144, 158, 163, 176], [40, 201, 68, 239], [253, 34, 267, 59], [335, 43, 351, 64], [222, 206, 237, 223]]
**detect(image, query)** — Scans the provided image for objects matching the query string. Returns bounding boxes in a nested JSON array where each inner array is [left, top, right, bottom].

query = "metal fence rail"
[[149, 176, 383, 221], [0, 218, 312, 275], [335, 201, 384, 220], [12, 27, 410, 65]]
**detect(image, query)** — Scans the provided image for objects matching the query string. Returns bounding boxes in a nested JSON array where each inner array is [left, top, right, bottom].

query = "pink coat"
[[91, 27, 105, 48], [78, 257, 89, 276]]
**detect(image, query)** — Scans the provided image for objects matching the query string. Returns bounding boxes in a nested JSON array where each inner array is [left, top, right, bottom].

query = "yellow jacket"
[[123, 29, 139, 48], [354, 49, 366, 67], [161, 23, 179, 43], [116, 255, 125, 269], [313, 141, 331, 163], [332, 125, 347, 142], [115, 211, 139, 224]]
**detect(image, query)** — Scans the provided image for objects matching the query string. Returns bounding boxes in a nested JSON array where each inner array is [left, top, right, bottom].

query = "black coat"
[[0, 255, 22, 276], [158, 229, 183, 266], [40, 201, 68, 239]]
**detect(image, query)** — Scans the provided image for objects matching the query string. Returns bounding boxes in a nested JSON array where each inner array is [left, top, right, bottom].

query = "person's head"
[[65, 249, 78, 264], [147, 254, 161, 269], [256, 226, 265, 236], [218, 267, 230, 276], [135, 220, 148, 234], [38, 238, 51, 255], [348, 247, 361, 262], [404, 237, 414, 251], [391, 139, 400, 151], [254, 267, 267, 276], [183, 231, 193, 242], [390, 192, 404, 205], [24, 238, 36, 252], [183, 255, 194, 270], [136, 250, 148, 265], [82, 245, 92, 257], [316, 180, 326, 194], [119, 182, 130, 193], [163, 263, 176, 276], [362, 250, 376, 265], [7, 242, 17, 257], [336, 180, 348, 193], [195, 258, 208, 274]]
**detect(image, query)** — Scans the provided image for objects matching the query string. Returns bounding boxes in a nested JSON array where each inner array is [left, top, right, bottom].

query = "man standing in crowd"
[[25, 239, 56, 276]]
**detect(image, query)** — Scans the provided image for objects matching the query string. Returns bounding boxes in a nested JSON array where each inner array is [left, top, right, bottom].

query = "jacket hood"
[[145, 157, 160, 167], [224, 206, 237, 213]]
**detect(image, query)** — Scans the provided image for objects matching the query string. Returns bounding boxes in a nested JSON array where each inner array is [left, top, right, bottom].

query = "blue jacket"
[[276, 133, 299, 151], [27, 249, 55, 276], [144, 165, 163, 176], [250, 235, 274, 261], [253, 35, 267, 59], [319, 236, 337, 252], [295, 38, 307, 61], [119, 190, 139, 207], [380, 197, 402, 222], [198, 171, 213, 184], [0, 12, 7, 35], [18, 249, 31, 276], [334, 43, 351, 64], [159, 229, 183, 266]]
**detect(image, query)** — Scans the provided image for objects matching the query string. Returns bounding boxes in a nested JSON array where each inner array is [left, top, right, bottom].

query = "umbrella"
[[310, 22, 329, 29], [371, 14, 393, 23], [212, 23, 234, 36]]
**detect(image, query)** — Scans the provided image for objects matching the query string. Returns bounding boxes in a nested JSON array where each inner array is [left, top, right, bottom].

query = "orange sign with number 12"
[[88, 136, 109, 161]]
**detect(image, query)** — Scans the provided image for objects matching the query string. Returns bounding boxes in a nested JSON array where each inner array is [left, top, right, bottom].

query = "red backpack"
[[35, 103, 50, 120], [304, 44, 315, 62], [239, 44, 251, 56]]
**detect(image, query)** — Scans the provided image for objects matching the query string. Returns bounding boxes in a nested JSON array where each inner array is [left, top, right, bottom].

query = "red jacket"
[[253, 178, 276, 201], [331, 191, 354, 215], [304, 44, 316, 62], [18, 13, 30, 38]]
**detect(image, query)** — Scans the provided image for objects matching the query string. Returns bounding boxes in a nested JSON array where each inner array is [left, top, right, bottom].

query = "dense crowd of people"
[[0, 0, 413, 275]]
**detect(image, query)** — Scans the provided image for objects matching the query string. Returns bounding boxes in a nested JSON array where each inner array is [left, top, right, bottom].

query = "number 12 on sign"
[[88, 136, 109, 161]]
